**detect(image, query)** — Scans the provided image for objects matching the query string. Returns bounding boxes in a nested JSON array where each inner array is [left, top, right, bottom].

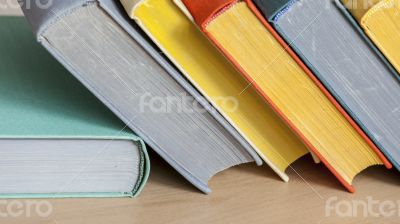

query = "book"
[[122, 0, 310, 182], [333, 0, 400, 80], [257, 0, 400, 175], [172, 0, 195, 21], [19, 0, 262, 194], [341, 0, 400, 75], [173, 0, 326, 164], [0, 16, 149, 198], [182, 0, 391, 192]]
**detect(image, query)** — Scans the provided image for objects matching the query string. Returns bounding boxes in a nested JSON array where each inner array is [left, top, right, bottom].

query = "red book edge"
[[182, 0, 392, 193]]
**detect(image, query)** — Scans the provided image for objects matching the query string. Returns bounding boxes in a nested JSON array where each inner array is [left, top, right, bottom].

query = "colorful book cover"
[[261, 0, 400, 175], [123, 0, 310, 182], [182, 0, 391, 192]]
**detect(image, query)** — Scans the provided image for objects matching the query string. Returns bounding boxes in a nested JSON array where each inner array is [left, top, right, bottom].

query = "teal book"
[[0, 16, 149, 198]]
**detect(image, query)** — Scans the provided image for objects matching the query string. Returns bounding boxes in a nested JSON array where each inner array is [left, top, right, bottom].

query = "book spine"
[[252, 0, 296, 21], [19, 0, 91, 38], [182, 0, 237, 28]]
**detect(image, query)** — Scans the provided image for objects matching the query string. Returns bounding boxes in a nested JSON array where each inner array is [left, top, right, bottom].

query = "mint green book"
[[0, 16, 149, 198]]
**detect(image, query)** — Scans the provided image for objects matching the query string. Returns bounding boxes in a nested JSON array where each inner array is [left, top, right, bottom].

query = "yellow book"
[[181, 0, 387, 192], [121, 0, 310, 181], [343, 0, 400, 74]]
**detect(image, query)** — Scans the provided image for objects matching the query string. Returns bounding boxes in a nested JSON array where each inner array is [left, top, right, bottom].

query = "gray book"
[[255, 0, 400, 170], [19, 0, 261, 194]]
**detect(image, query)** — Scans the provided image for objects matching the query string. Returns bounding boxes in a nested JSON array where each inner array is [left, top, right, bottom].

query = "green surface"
[[0, 16, 134, 139]]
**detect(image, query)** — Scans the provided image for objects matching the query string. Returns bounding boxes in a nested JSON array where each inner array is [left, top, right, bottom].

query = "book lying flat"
[[182, 0, 391, 192], [258, 0, 400, 173], [341, 0, 400, 75], [0, 16, 149, 198], [122, 0, 310, 182], [20, 0, 261, 194]]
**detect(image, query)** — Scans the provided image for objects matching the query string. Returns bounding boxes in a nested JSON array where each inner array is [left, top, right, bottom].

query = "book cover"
[[0, 16, 149, 198], [20, 0, 261, 194], [183, 0, 391, 192], [339, 0, 400, 76], [264, 0, 400, 176], [124, 0, 310, 182]]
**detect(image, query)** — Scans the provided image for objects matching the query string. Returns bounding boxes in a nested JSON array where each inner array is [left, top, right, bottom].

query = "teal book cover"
[[0, 16, 149, 198]]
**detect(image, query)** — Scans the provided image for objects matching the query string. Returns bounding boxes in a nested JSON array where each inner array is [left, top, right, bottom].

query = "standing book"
[[255, 0, 400, 173], [0, 16, 149, 198], [341, 0, 400, 75], [122, 0, 310, 182], [19, 0, 261, 194], [182, 0, 391, 192]]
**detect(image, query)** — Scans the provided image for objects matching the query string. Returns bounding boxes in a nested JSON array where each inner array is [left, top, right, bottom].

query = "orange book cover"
[[182, 0, 391, 192]]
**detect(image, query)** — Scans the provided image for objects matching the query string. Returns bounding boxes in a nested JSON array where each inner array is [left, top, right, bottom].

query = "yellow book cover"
[[182, 0, 388, 192], [343, 0, 400, 74], [121, 0, 311, 181]]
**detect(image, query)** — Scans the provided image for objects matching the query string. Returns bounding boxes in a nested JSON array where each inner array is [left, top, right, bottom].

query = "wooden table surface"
[[1, 3, 400, 224]]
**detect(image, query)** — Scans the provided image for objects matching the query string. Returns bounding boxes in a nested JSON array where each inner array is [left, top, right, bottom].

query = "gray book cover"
[[256, 0, 400, 170], [19, 0, 261, 193]]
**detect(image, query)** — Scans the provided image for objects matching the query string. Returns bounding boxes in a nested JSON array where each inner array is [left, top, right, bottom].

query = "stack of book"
[[1, 0, 399, 197]]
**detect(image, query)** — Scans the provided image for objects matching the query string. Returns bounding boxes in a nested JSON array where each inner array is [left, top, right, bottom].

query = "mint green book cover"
[[0, 17, 150, 198]]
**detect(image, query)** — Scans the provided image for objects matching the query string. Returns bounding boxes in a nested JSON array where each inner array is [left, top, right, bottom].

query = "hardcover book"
[[256, 0, 400, 173], [182, 0, 391, 192], [0, 16, 149, 198], [122, 0, 310, 182], [341, 0, 400, 75], [19, 0, 261, 194]]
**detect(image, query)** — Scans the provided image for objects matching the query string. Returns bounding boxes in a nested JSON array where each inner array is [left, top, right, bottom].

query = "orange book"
[[182, 0, 391, 192]]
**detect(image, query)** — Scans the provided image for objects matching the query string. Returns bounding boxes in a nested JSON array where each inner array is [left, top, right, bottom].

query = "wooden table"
[[1, 2, 399, 224]]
